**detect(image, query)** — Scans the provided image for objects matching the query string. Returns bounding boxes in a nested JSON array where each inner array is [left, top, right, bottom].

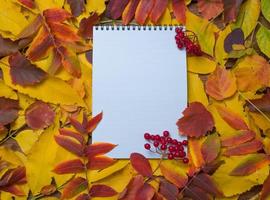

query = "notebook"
[[92, 26, 187, 158]]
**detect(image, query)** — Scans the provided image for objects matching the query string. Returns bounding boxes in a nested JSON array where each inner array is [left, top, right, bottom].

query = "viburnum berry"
[[144, 143, 151, 150], [182, 140, 188, 146], [160, 144, 167, 150], [168, 153, 174, 160], [183, 157, 189, 164], [163, 130, 170, 137], [144, 133, 151, 140], [153, 141, 159, 147]]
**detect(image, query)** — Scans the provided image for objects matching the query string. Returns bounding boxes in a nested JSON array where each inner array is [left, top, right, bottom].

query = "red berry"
[[163, 130, 170, 137], [172, 139, 178, 145], [175, 27, 182, 34], [168, 153, 174, 160], [177, 43, 184, 49], [144, 143, 151, 150], [182, 140, 188, 146], [174, 152, 180, 157], [183, 157, 189, 164], [166, 137, 172, 143], [144, 133, 151, 140], [154, 141, 159, 147], [177, 145, 184, 151], [168, 146, 174, 152], [160, 144, 167, 150], [177, 141, 182, 146], [179, 151, 186, 158], [154, 135, 161, 141], [150, 135, 155, 140]]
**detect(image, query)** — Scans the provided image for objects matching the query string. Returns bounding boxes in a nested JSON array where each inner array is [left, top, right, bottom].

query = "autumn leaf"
[[67, 0, 85, 17], [197, 0, 223, 20], [177, 102, 214, 137], [172, 0, 186, 24], [52, 159, 85, 174], [87, 112, 103, 134], [201, 133, 221, 163], [0, 97, 19, 126], [89, 184, 117, 197], [78, 14, 99, 39], [230, 154, 270, 176], [25, 101, 55, 130], [261, 173, 270, 200], [135, 183, 155, 200], [223, 0, 243, 23], [205, 66, 237, 101], [159, 179, 179, 200], [122, 0, 140, 25], [61, 177, 88, 199], [149, 0, 168, 24], [9, 52, 47, 86], [130, 153, 153, 177], [59, 129, 85, 144], [87, 156, 115, 170], [223, 140, 263, 156], [261, 0, 270, 23], [135, 0, 155, 25], [246, 92, 270, 113], [106, 0, 130, 19], [224, 28, 245, 53], [86, 143, 117, 158], [221, 130, 255, 147], [17, 0, 35, 9], [0, 36, 19, 58], [256, 24, 270, 58]]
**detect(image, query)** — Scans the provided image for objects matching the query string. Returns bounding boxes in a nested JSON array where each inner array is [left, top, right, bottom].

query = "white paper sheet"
[[92, 26, 187, 158]]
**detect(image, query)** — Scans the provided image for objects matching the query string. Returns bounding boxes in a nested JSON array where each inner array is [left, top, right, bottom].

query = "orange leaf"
[[205, 66, 237, 100], [261, 173, 270, 200], [87, 112, 103, 134], [59, 128, 85, 144], [130, 153, 153, 177], [43, 8, 72, 23], [86, 143, 117, 158], [54, 135, 84, 157], [215, 105, 248, 130], [188, 138, 205, 168], [221, 130, 255, 147], [69, 116, 86, 134], [135, 183, 155, 200], [149, 0, 168, 24], [61, 177, 88, 199], [106, 0, 130, 19], [201, 133, 221, 163], [160, 163, 188, 188], [177, 102, 214, 137], [53, 159, 85, 174], [118, 175, 144, 200], [230, 154, 270, 176], [197, 0, 223, 20], [122, 0, 140, 25], [223, 140, 263, 156], [172, 0, 186, 24], [1, 185, 25, 196], [135, 0, 155, 25], [89, 185, 117, 197], [87, 156, 115, 170]]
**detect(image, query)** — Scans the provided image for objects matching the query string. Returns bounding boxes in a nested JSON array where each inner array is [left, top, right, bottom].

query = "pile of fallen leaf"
[[0, 0, 270, 199]]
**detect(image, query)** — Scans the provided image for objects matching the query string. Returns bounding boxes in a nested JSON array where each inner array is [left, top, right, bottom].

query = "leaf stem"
[[0, 124, 27, 145]]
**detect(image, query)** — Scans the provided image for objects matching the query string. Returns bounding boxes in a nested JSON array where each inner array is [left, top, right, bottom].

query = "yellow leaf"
[[188, 137, 205, 168], [212, 155, 269, 197], [187, 56, 216, 74], [35, 0, 65, 11], [157, 8, 171, 25], [215, 25, 231, 66], [0, 147, 22, 166], [249, 112, 270, 132], [186, 10, 219, 56], [85, 0, 106, 15], [0, 61, 85, 107], [188, 72, 209, 106], [0, 80, 17, 100], [15, 130, 42, 154]]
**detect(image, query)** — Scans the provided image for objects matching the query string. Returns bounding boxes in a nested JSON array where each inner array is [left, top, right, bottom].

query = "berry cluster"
[[144, 130, 189, 164], [175, 27, 202, 56]]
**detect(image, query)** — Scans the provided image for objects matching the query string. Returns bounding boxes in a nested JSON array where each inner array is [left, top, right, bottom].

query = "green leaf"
[[256, 25, 270, 57], [262, 0, 270, 23]]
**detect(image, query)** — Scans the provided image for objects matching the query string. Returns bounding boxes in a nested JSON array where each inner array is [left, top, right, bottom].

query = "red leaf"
[[135, 183, 155, 200], [183, 185, 211, 200], [86, 112, 103, 134], [78, 14, 99, 39], [9, 52, 47, 86], [246, 92, 270, 113], [224, 0, 243, 23], [223, 140, 263, 156], [0, 166, 26, 187], [201, 133, 221, 163], [89, 185, 117, 197], [149, 0, 168, 24], [130, 153, 153, 177], [17, 0, 35, 8], [118, 175, 144, 200], [172, 0, 186, 24], [18, 15, 43, 39], [43, 8, 72, 23], [221, 130, 255, 147], [54, 135, 84, 156], [106, 0, 130, 19], [0, 97, 19, 126], [215, 105, 248, 130], [159, 179, 179, 200], [75, 193, 90, 200], [0, 35, 19, 57], [59, 128, 85, 144], [230, 154, 270, 176], [86, 143, 117, 158], [25, 101, 55, 130], [177, 102, 214, 137], [67, 0, 85, 17], [135, 0, 155, 25], [197, 0, 223, 20], [261, 173, 270, 200], [53, 159, 85, 174], [61, 177, 88, 199], [87, 156, 115, 170], [122, 0, 140, 25], [0, 185, 25, 196], [69, 116, 86, 134]]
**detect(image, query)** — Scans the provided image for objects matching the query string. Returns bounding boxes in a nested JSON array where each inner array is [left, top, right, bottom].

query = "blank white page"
[[92, 26, 187, 158]]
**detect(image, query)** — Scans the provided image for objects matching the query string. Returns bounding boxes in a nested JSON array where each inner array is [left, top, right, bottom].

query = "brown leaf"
[[149, 0, 168, 24], [224, 0, 243, 23], [223, 140, 263, 156], [201, 133, 221, 163], [261, 173, 270, 200], [53, 159, 85, 174], [224, 28, 245, 53], [183, 185, 211, 200], [61, 177, 88, 199], [205, 66, 237, 101], [0, 166, 26, 186], [159, 179, 179, 200], [177, 102, 214, 137], [246, 92, 270, 113], [9, 52, 47, 86], [135, 0, 155, 25], [25, 101, 55, 130], [118, 175, 144, 200], [172, 0, 186, 24], [86, 143, 117, 158], [89, 185, 117, 197], [130, 153, 153, 177], [197, 0, 223, 20], [106, 0, 130, 19], [78, 14, 99, 39], [54, 135, 85, 157], [75, 193, 90, 200], [215, 105, 248, 130], [135, 183, 155, 200], [0, 185, 25, 196], [0, 36, 19, 58], [67, 0, 85, 17], [122, 0, 140, 25], [59, 129, 85, 144], [230, 154, 270, 176], [87, 156, 115, 170], [87, 112, 103, 134], [221, 130, 255, 147], [0, 97, 19, 126]]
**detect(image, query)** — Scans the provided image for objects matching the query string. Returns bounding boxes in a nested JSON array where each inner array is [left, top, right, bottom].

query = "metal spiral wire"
[[94, 25, 184, 31]]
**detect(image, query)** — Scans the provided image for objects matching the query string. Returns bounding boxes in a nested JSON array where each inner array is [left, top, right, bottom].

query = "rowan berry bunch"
[[144, 130, 189, 164], [175, 27, 202, 56]]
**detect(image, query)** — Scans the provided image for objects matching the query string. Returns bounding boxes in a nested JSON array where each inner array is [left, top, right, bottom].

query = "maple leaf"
[[197, 0, 224, 20], [177, 102, 214, 138], [0, 97, 20, 126]]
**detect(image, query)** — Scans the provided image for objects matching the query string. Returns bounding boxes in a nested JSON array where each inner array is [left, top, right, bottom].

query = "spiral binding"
[[94, 25, 184, 31]]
